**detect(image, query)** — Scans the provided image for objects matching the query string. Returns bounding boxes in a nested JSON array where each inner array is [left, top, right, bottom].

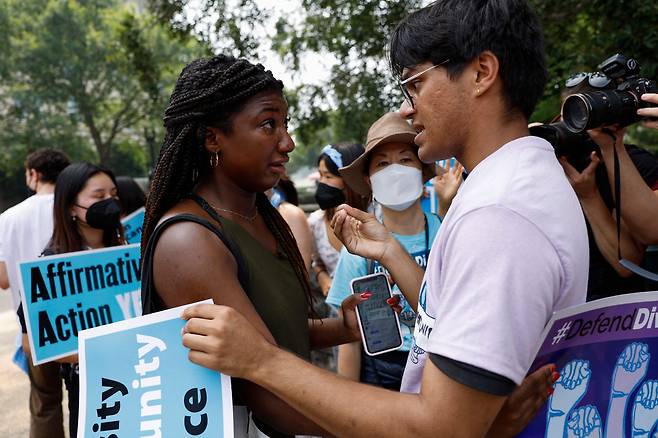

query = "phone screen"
[[352, 274, 402, 355]]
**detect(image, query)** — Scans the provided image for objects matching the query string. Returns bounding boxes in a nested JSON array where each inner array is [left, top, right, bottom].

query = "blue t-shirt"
[[326, 212, 441, 351]]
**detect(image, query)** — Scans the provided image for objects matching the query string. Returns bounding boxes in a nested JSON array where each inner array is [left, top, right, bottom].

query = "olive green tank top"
[[142, 195, 311, 361], [215, 215, 311, 361]]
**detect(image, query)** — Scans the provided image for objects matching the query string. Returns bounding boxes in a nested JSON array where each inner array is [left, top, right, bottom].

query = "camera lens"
[[562, 90, 640, 132], [562, 94, 591, 132]]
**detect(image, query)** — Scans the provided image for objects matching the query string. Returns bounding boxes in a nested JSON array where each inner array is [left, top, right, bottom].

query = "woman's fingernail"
[[386, 297, 396, 304], [360, 292, 372, 299], [552, 372, 560, 382], [549, 365, 556, 373], [547, 386, 554, 396]]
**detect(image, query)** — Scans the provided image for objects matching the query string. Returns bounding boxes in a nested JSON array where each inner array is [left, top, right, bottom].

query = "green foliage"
[[147, 0, 268, 58], [3, 0, 658, 209], [0, 0, 205, 204], [529, 0, 658, 122], [280, 0, 658, 163], [272, 1, 422, 170], [106, 139, 150, 177]]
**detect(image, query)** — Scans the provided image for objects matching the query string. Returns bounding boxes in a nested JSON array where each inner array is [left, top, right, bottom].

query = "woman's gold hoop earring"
[[210, 151, 220, 168]]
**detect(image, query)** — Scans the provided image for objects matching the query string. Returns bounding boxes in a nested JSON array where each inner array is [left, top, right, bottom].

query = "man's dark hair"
[[116, 176, 146, 216], [389, 0, 548, 119], [24, 148, 71, 183]]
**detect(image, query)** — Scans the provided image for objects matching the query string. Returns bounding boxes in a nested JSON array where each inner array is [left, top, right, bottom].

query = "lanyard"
[[368, 213, 430, 275], [422, 213, 430, 266], [606, 130, 658, 282]]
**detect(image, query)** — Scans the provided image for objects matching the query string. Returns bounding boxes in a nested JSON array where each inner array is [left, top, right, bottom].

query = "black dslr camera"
[[530, 54, 657, 171], [529, 121, 594, 171], [562, 54, 657, 132]]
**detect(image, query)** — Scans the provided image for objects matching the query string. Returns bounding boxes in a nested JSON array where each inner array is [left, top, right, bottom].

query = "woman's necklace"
[[207, 200, 259, 222]]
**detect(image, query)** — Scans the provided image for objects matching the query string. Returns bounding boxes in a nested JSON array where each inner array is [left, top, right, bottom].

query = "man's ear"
[[471, 50, 500, 97], [363, 174, 371, 190], [28, 169, 40, 187]]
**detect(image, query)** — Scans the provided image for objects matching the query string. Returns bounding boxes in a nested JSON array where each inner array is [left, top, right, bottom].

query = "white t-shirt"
[[308, 209, 340, 277], [0, 194, 55, 311], [400, 136, 589, 393]]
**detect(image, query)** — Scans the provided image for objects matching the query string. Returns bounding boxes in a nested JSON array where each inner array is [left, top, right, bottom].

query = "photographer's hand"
[[561, 151, 645, 275], [586, 124, 658, 245], [638, 93, 658, 130], [559, 152, 600, 200], [587, 125, 626, 153]]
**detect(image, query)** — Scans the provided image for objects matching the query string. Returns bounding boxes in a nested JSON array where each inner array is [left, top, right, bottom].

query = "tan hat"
[[339, 112, 436, 196]]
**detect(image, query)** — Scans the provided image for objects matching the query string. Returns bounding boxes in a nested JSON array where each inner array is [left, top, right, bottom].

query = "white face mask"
[[370, 164, 423, 211]]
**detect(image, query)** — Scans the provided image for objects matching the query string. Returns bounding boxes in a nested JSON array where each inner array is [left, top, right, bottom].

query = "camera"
[[529, 121, 596, 171], [562, 54, 658, 133]]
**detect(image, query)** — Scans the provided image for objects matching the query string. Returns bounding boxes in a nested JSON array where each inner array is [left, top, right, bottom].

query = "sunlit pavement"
[[0, 289, 69, 437]]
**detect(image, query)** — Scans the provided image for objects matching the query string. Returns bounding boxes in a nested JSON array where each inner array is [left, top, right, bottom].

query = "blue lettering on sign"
[[121, 208, 145, 245], [419, 281, 427, 310]]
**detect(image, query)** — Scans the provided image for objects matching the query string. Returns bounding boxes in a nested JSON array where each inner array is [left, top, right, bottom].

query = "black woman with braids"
[[140, 55, 367, 436]]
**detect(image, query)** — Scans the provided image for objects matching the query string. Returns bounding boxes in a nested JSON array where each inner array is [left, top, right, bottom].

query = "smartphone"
[[350, 273, 403, 356]]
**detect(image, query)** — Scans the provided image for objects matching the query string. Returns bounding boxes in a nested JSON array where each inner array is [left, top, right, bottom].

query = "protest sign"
[[121, 206, 145, 244], [520, 290, 658, 438], [19, 244, 142, 364], [78, 300, 233, 438]]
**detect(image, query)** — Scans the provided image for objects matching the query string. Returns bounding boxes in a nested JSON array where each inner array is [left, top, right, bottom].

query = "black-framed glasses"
[[565, 71, 612, 89], [399, 59, 451, 108]]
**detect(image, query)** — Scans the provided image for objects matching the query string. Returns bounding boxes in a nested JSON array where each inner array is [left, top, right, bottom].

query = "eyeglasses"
[[399, 59, 451, 108], [565, 72, 612, 89]]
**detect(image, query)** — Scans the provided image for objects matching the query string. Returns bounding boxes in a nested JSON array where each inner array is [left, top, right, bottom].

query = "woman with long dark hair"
[[49, 163, 124, 253], [47, 162, 125, 437], [140, 55, 366, 436]]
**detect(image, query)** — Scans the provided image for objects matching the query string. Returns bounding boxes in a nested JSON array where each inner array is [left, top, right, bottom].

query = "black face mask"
[[77, 198, 122, 230], [315, 182, 345, 210]]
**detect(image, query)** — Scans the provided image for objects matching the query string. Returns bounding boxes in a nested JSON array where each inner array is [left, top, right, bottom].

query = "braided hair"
[[143, 55, 315, 313]]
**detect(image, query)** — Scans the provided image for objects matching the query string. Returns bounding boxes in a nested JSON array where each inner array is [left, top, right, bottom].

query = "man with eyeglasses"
[[556, 75, 658, 300], [179, 1, 586, 436]]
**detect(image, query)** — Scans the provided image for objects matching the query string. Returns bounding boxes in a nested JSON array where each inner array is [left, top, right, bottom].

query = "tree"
[[1, 0, 205, 167], [272, 1, 422, 164], [147, 0, 269, 58], [0, 0, 205, 206], [150, 0, 658, 164], [530, 0, 658, 151]]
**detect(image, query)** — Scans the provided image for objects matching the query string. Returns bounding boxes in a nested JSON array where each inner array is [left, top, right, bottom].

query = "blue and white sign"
[[121, 207, 145, 244], [78, 300, 233, 438], [19, 244, 142, 364]]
